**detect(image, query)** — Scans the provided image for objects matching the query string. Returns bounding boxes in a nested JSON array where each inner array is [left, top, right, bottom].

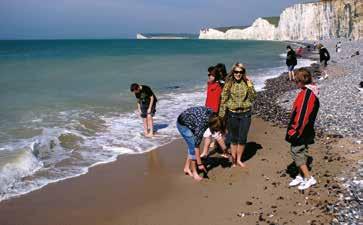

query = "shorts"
[[176, 122, 196, 160], [288, 65, 295, 72], [140, 103, 156, 118], [203, 128, 222, 140], [291, 144, 309, 167], [227, 110, 252, 145]]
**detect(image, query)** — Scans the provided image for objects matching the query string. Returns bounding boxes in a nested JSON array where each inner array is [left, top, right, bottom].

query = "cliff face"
[[199, 0, 362, 41], [277, 0, 363, 40], [225, 18, 277, 40]]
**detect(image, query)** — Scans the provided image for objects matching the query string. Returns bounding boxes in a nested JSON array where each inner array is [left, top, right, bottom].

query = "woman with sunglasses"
[[219, 63, 256, 168]]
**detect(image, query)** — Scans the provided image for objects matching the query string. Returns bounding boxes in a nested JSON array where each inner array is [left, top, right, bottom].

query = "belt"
[[229, 108, 250, 113]]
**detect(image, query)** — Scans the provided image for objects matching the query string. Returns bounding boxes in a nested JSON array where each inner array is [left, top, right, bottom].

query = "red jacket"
[[286, 87, 320, 146], [205, 82, 222, 113]]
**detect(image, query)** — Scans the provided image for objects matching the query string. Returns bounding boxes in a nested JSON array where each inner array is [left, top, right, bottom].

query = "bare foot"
[[232, 164, 237, 168], [184, 169, 193, 177], [192, 174, 203, 181], [237, 161, 246, 168], [145, 133, 154, 138]]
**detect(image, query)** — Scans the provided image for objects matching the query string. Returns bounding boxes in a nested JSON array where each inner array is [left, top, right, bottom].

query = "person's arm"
[[218, 84, 230, 118], [194, 147, 206, 172], [137, 102, 141, 117], [147, 95, 154, 114], [245, 77, 257, 102]]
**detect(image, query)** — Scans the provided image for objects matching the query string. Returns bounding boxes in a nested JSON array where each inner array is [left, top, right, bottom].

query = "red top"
[[205, 82, 222, 113]]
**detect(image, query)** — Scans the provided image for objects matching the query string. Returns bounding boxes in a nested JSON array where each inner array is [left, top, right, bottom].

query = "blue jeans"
[[176, 122, 196, 160], [227, 110, 252, 145]]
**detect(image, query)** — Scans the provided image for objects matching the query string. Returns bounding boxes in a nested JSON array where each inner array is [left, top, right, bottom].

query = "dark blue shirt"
[[177, 106, 213, 147]]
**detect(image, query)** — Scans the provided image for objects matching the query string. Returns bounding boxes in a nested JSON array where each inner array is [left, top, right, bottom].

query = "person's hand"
[[136, 110, 141, 118], [198, 164, 207, 172], [245, 76, 253, 87], [147, 108, 151, 114]]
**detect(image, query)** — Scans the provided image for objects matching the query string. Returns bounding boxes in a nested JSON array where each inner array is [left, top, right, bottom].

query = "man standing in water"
[[130, 83, 157, 137]]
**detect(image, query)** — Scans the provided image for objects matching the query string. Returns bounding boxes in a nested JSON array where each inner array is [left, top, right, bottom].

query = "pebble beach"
[[254, 39, 363, 225]]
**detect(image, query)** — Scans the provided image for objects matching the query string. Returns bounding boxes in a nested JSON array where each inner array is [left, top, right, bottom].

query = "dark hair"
[[130, 83, 139, 92], [286, 45, 292, 50], [208, 66, 215, 73], [215, 63, 227, 80], [295, 68, 312, 85], [208, 113, 225, 134]]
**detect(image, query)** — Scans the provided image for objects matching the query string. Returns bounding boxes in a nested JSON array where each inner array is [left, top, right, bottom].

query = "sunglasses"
[[234, 70, 244, 75]]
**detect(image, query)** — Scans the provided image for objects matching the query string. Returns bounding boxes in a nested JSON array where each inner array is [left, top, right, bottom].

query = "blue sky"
[[0, 0, 316, 39]]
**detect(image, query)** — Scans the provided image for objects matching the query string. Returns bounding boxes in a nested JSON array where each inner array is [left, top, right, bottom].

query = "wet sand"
[[0, 117, 351, 225]]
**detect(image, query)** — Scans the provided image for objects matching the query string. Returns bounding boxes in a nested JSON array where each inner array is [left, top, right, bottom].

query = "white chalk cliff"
[[225, 18, 277, 40], [199, 0, 362, 41]]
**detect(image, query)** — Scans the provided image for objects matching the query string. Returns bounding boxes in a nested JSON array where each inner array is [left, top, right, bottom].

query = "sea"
[[0, 39, 314, 201]]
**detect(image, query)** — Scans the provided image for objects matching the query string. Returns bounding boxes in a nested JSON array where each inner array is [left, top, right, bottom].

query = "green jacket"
[[219, 80, 257, 118]]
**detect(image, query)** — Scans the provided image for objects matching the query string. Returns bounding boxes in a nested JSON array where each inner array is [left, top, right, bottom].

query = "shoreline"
[[0, 117, 352, 225]]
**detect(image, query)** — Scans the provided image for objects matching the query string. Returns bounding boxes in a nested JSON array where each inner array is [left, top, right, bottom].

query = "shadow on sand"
[[286, 156, 314, 178], [202, 142, 263, 174]]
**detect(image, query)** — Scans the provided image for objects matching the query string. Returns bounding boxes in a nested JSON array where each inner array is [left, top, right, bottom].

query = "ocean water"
[[0, 39, 314, 201]]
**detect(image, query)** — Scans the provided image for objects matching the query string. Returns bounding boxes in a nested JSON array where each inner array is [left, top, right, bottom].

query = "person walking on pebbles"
[[286, 68, 320, 190], [317, 44, 330, 79], [130, 83, 157, 137], [286, 45, 297, 81], [219, 63, 256, 168]]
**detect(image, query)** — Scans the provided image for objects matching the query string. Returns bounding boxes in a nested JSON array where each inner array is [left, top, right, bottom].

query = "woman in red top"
[[205, 68, 222, 113]]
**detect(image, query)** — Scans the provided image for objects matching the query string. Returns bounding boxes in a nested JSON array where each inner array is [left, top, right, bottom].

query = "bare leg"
[[191, 160, 203, 181], [291, 70, 295, 80], [236, 144, 246, 168], [201, 137, 211, 158], [183, 157, 192, 176], [288, 71, 292, 81], [299, 164, 311, 179], [143, 118, 148, 136], [231, 144, 238, 167], [146, 115, 154, 137]]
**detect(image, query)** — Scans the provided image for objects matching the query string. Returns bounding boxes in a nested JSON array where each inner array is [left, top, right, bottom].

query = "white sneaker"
[[289, 175, 304, 187], [298, 177, 317, 190]]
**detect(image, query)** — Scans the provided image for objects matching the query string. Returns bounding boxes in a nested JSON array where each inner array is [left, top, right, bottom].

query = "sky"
[[0, 0, 317, 39]]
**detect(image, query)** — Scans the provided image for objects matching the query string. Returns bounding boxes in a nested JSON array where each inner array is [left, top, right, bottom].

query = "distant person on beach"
[[296, 47, 304, 57], [313, 42, 317, 51], [201, 67, 226, 158], [336, 41, 342, 53], [286, 68, 320, 190], [286, 46, 298, 81], [177, 106, 227, 181], [219, 63, 256, 168], [317, 44, 330, 79], [130, 83, 157, 137]]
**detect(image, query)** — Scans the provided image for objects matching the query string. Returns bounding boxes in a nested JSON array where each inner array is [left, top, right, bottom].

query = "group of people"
[[130, 46, 321, 190], [286, 43, 330, 81]]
